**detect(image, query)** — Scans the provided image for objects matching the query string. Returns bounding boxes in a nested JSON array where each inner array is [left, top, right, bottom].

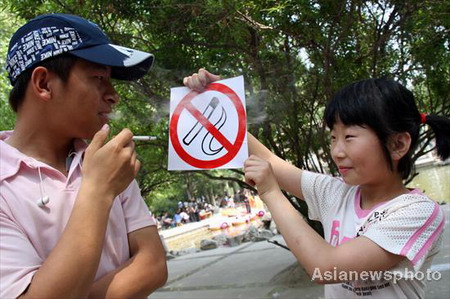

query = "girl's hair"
[[324, 78, 450, 180]]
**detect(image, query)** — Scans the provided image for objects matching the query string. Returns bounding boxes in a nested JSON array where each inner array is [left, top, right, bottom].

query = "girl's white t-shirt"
[[301, 171, 445, 298]]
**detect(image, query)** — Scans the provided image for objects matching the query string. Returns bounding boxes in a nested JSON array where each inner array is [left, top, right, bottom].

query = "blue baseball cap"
[[6, 13, 154, 85]]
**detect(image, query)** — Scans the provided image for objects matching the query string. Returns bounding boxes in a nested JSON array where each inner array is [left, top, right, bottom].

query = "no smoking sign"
[[168, 76, 248, 170]]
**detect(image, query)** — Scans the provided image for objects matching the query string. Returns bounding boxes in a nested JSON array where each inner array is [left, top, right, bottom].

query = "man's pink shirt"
[[0, 131, 155, 298]]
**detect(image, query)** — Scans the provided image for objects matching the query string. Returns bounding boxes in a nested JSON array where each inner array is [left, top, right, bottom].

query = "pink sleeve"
[[0, 208, 40, 298], [362, 200, 445, 271], [119, 180, 156, 233]]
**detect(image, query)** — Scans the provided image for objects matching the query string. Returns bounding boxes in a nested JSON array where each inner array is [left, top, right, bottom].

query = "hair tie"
[[420, 113, 427, 124]]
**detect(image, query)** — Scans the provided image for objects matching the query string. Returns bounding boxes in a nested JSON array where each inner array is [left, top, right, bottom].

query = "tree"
[[1, 0, 448, 217], [0, 8, 21, 131]]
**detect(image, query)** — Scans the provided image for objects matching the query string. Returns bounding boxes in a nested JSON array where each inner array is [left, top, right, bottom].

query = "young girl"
[[184, 70, 450, 298]]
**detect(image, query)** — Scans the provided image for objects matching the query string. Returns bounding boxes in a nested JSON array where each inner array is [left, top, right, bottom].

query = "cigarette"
[[132, 136, 157, 141]]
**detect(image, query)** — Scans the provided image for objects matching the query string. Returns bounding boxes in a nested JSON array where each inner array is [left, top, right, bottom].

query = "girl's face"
[[330, 121, 391, 186]]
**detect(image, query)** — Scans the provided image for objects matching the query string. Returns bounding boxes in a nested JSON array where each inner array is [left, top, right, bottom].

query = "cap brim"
[[70, 44, 154, 81]]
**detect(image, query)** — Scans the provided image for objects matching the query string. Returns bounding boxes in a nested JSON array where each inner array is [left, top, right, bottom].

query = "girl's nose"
[[331, 142, 346, 160]]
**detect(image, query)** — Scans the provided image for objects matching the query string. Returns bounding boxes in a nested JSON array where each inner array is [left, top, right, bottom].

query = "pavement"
[[150, 204, 450, 299]]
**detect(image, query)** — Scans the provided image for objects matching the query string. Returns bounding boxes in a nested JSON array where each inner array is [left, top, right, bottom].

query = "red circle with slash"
[[170, 83, 246, 169]]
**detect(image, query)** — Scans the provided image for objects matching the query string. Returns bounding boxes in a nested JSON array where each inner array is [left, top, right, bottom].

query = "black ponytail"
[[424, 114, 450, 160]]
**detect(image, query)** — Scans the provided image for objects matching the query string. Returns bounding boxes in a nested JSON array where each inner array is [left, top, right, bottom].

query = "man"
[[0, 13, 167, 298]]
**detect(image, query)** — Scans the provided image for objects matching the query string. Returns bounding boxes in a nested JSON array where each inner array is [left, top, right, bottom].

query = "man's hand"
[[82, 124, 140, 200], [183, 68, 221, 92]]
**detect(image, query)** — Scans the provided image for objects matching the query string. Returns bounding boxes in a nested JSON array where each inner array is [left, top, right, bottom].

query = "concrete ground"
[[150, 204, 450, 299]]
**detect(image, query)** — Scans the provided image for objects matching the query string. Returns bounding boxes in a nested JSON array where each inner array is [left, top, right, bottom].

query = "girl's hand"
[[244, 155, 281, 199], [183, 68, 221, 92]]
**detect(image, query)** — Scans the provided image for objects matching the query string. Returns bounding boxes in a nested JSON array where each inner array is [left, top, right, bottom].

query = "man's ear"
[[389, 132, 412, 161], [30, 66, 55, 102]]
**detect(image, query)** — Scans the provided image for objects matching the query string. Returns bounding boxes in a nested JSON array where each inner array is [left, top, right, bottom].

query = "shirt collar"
[[0, 130, 88, 181]]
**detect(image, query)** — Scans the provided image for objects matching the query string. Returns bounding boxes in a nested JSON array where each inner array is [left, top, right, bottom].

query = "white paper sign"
[[168, 76, 248, 170]]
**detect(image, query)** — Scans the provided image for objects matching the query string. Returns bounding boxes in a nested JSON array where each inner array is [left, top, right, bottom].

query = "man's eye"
[[95, 76, 104, 80]]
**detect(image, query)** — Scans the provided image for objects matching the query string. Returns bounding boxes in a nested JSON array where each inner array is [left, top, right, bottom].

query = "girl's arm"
[[184, 69, 305, 200], [247, 134, 304, 199], [244, 155, 404, 284]]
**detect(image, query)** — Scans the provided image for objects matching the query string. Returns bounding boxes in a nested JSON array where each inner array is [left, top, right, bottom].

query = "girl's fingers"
[[198, 69, 208, 86], [183, 75, 200, 91], [185, 73, 205, 92], [199, 68, 221, 82], [245, 177, 256, 187], [183, 69, 221, 92]]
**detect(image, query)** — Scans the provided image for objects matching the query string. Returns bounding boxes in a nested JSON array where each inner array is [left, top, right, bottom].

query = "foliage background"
[[1, 0, 449, 218]]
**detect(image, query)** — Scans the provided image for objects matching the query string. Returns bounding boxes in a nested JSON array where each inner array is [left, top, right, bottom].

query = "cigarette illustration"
[[201, 106, 227, 155], [183, 97, 219, 146]]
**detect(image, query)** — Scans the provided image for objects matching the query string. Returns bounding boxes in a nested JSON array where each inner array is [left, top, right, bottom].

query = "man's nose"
[[104, 81, 119, 105]]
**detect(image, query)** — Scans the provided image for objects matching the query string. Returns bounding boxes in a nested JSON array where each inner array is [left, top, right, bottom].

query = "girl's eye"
[[345, 135, 355, 139]]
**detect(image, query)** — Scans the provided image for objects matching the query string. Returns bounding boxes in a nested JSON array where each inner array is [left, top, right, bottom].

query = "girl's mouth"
[[339, 167, 352, 175]]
